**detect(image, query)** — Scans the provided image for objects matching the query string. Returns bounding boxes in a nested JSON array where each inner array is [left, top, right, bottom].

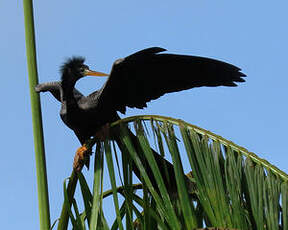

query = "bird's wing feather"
[[78, 90, 101, 110], [35, 81, 84, 102], [89, 47, 246, 113]]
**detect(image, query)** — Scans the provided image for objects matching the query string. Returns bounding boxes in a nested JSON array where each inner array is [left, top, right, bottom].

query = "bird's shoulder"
[[110, 47, 167, 70], [77, 90, 101, 110]]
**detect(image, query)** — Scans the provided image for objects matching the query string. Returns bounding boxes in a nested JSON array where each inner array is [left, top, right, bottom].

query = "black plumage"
[[98, 47, 245, 114], [36, 47, 245, 145]]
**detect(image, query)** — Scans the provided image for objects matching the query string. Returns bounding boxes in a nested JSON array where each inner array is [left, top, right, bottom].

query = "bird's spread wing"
[[35, 81, 84, 102], [89, 47, 246, 114]]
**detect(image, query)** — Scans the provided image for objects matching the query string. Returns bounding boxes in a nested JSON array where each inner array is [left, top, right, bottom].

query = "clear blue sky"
[[1, 1, 288, 229]]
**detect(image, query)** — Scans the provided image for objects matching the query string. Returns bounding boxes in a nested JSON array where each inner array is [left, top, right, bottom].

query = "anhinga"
[[36, 47, 245, 191]]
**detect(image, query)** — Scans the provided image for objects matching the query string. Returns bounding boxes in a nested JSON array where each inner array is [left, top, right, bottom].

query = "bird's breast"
[[60, 103, 118, 138]]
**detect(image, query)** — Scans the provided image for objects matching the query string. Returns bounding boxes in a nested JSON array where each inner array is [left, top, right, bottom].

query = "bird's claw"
[[73, 145, 91, 171], [73, 123, 110, 171]]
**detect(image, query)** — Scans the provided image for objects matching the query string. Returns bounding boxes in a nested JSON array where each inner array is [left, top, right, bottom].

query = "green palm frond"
[[58, 115, 288, 230]]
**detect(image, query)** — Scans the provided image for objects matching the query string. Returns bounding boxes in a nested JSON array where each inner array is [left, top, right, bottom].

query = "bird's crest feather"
[[60, 56, 85, 76]]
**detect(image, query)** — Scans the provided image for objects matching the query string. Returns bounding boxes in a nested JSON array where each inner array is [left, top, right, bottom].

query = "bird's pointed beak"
[[84, 69, 109, 77]]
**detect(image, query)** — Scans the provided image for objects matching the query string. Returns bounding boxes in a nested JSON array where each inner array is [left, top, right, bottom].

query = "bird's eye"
[[80, 65, 89, 72]]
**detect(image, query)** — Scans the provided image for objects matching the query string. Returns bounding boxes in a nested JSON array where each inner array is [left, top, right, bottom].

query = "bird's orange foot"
[[73, 145, 91, 171], [94, 123, 110, 141]]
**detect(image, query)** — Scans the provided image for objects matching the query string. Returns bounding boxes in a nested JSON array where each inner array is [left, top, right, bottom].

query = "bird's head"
[[60, 57, 108, 83]]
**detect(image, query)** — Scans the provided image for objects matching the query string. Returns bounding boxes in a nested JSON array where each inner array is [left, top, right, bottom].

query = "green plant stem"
[[23, 0, 50, 229]]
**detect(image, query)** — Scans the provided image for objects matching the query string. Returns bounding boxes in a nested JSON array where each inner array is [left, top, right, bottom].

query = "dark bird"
[[36, 47, 245, 190]]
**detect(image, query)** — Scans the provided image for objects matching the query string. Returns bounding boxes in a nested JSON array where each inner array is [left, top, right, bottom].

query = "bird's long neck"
[[61, 72, 78, 105]]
